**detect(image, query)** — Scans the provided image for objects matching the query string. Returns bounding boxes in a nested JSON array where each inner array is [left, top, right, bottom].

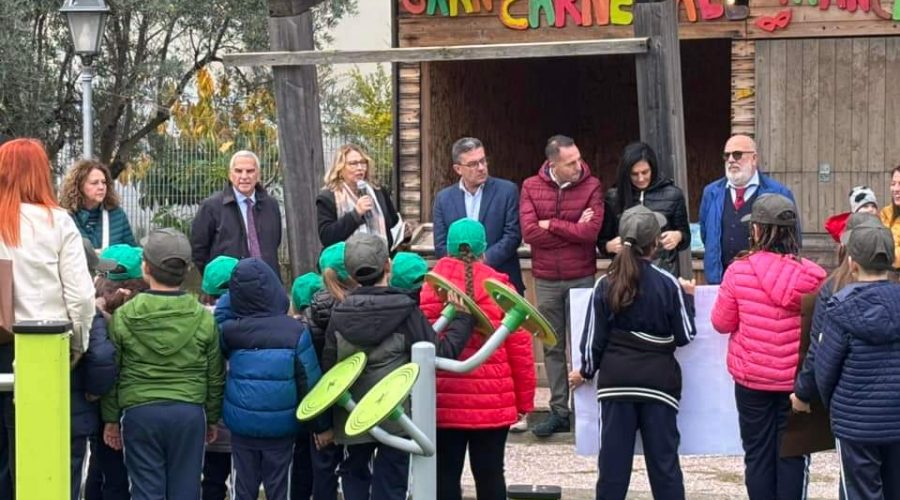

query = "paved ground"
[[457, 388, 841, 499]]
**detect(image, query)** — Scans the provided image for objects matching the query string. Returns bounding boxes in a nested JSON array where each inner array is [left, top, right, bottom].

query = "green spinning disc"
[[296, 352, 367, 421], [424, 272, 494, 335], [344, 363, 419, 437], [483, 278, 557, 347]]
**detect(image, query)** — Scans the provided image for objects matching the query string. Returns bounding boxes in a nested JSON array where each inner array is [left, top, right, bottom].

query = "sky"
[[329, 1, 392, 75]]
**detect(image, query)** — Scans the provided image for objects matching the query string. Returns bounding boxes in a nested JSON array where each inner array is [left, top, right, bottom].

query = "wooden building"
[[392, 0, 900, 238]]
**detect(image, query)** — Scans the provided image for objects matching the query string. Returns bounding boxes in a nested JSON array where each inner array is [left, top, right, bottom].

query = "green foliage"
[[325, 64, 393, 181], [0, 0, 357, 177]]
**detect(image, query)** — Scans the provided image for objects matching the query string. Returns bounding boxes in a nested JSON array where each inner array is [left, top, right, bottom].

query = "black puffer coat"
[[598, 178, 691, 275]]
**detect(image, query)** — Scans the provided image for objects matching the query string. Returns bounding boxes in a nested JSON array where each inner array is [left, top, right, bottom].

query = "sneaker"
[[531, 413, 570, 438], [509, 414, 528, 433]]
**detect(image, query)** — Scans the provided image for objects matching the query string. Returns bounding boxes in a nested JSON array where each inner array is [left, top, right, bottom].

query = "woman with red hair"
[[0, 138, 95, 359]]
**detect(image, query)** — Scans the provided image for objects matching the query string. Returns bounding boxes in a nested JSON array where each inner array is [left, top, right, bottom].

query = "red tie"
[[734, 187, 747, 211]]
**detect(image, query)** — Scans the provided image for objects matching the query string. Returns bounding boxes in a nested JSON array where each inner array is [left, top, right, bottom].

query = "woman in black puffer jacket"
[[597, 142, 691, 276]]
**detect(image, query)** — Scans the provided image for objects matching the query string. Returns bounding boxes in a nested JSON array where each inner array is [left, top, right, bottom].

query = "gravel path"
[[461, 440, 841, 499]]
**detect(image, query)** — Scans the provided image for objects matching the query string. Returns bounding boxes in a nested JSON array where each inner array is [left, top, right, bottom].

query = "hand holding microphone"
[[355, 180, 374, 218]]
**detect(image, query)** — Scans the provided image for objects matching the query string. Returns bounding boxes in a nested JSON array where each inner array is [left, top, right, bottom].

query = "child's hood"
[[118, 293, 207, 356], [746, 252, 825, 309], [229, 258, 290, 317], [329, 287, 418, 347], [827, 281, 900, 345]]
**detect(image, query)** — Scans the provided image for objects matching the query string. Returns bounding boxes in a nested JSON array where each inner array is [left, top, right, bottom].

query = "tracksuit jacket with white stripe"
[[578, 260, 696, 409]]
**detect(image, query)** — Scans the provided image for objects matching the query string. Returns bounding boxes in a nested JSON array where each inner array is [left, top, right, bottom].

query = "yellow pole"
[[13, 320, 71, 500]]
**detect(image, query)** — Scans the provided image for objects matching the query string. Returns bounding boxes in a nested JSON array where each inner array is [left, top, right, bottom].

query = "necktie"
[[244, 198, 262, 258], [734, 187, 747, 211]]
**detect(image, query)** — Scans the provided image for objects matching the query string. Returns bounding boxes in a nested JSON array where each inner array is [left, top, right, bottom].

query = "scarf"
[[334, 182, 387, 243]]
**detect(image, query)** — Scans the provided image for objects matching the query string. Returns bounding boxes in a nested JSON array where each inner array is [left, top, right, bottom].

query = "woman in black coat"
[[597, 142, 691, 276], [316, 144, 400, 250]]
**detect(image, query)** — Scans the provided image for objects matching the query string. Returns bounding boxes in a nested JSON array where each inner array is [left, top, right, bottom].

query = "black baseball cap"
[[344, 233, 389, 282], [846, 222, 895, 271], [619, 205, 667, 248], [141, 228, 191, 275]]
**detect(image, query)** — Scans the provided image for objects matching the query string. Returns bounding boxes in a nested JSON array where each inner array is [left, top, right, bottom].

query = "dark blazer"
[[190, 184, 282, 275], [432, 177, 524, 292], [316, 187, 400, 250]]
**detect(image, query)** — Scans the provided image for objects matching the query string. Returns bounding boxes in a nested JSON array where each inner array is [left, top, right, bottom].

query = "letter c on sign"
[[402, 0, 427, 14], [501, 0, 529, 29]]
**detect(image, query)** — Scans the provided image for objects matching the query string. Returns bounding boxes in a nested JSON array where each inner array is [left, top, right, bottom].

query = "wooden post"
[[634, 0, 692, 278], [268, 3, 325, 277]]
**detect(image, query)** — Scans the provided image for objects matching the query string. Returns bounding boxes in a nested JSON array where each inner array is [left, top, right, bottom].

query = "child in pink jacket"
[[711, 194, 826, 500]]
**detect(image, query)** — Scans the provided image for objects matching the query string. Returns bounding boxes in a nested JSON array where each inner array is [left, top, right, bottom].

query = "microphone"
[[356, 180, 373, 221], [356, 179, 369, 198]]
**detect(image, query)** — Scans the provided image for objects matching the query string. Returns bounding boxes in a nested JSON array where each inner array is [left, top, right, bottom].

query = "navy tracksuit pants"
[[121, 402, 206, 500], [596, 400, 685, 500], [836, 439, 900, 500], [734, 384, 809, 500], [231, 434, 294, 500]]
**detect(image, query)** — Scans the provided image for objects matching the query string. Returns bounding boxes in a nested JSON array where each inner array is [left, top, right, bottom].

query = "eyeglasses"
[[458, 157, 488, 169], [723, 151, 754, 162], [347, 160, 368, 168]]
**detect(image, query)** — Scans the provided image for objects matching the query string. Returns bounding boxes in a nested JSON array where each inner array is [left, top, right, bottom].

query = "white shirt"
[[728, 170, 760, 203], [458, 179, 485, 220]]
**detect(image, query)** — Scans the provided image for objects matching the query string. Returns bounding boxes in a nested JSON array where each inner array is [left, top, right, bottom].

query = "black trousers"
[[436, 427, 509, 500], [837, 438, 900, 500], [339, 442, 409, 500], [734, 384, 809, 500], [201, 451, 231, 500], [290, 432, 343, 500], [596, 400, 684, 500], [84, 434, 130, 500]]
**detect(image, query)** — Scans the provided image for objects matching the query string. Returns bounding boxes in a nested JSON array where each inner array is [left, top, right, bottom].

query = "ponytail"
[[606, 239, 659, 314], [323, 267, 356, 302]]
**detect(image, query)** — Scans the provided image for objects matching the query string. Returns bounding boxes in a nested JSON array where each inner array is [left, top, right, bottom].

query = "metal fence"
[[55, 131, 393, 265]]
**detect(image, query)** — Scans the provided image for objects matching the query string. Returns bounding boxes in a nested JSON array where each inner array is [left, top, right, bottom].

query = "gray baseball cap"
[[82, 238, 116, 276], [846, 223, 895, 271], [839, 212, 882, 246], [619, 205, 667, 248], [344, 233, 389, 282], [740, 193, 797, 226], [141, 228, 192, 274]]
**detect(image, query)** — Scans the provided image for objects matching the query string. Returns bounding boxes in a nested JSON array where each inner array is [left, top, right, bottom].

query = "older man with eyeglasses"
[[698, 134, 797, 284], [432, 137, 525, 292]]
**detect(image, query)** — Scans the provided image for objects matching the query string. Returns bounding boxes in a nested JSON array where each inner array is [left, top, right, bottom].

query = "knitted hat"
[[100, 244, 144, 281], [201, 256, 239, 296], [291, 272, 323, 309], [389, 252, 428, 290], [447, 219, 487, 258], [848, 186, 878, 213], [318, 242, 349, 281]]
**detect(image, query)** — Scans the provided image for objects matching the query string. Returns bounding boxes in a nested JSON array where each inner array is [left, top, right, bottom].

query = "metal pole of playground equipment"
[[13, 320, 72, 499], [410, 342, 437, 500]]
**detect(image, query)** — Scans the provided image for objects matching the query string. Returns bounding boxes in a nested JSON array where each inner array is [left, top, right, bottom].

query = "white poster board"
[[569, 285, 743, 456]]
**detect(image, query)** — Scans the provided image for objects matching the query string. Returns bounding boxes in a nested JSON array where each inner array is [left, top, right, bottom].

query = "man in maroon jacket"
[[520, 135, 604, 437]]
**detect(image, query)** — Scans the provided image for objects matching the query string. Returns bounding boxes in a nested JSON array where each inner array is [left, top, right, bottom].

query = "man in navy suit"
[[432, 137, 525, 293]]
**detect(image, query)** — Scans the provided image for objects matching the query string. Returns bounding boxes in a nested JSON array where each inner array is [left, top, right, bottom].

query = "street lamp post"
[[60, 0, 110, 160]]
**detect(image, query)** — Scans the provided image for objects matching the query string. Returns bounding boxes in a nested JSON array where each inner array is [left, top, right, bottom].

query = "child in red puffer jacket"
[[419, 218, 536, 500]]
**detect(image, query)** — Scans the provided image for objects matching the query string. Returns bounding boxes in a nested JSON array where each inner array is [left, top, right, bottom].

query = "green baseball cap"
[[202, 256, 239, 296], [390, 252, 428, 290], [447, 219, 487, 258], [100, 244, 144, 281], [292, 272, 324, 309], [318, 242, 349, 281]]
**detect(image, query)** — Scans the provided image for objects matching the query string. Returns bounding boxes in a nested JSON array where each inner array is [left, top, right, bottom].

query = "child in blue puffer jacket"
[[218, 258, 326, 500]]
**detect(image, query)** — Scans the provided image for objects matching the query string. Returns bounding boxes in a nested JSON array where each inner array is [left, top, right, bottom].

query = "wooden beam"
[[223, 38, 650, 67], [268, 0, 326, 17], [634, 0, 692, 279], [268, 9, 325, 277]]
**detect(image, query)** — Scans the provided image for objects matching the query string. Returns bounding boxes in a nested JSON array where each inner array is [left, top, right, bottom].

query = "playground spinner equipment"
[[296, 272, 557, 499]]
